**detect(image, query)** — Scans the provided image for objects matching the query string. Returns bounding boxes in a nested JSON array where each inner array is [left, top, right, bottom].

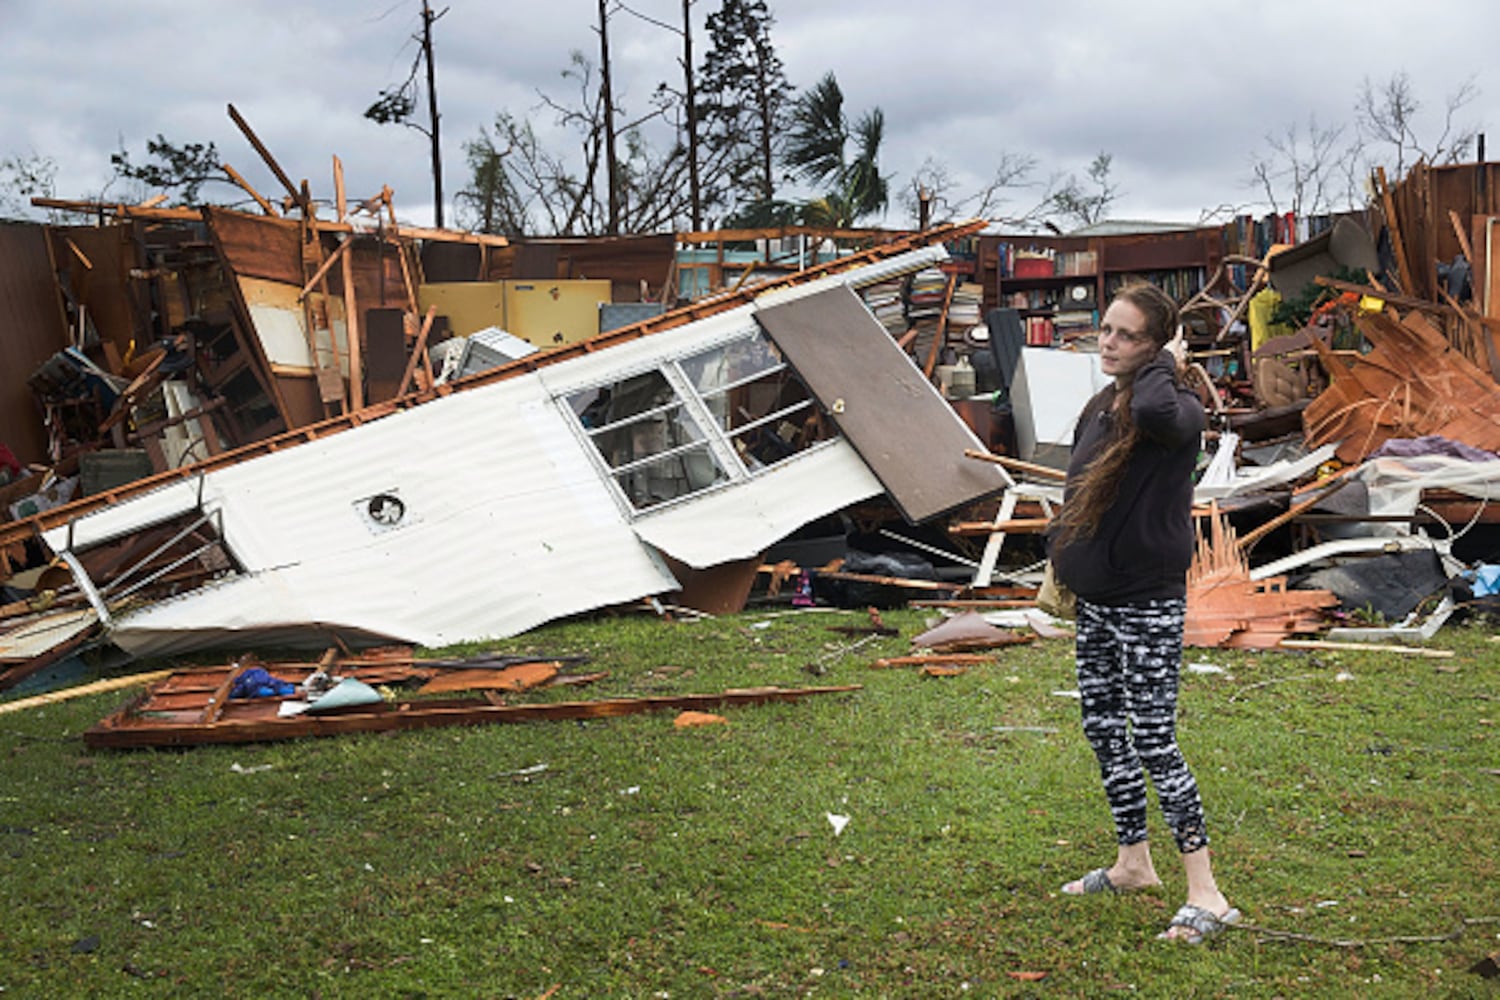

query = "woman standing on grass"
[[1046, 281, 1239, 944]]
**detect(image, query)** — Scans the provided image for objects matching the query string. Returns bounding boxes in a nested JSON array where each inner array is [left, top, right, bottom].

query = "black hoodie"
[[1048, 348, 1205, 605]]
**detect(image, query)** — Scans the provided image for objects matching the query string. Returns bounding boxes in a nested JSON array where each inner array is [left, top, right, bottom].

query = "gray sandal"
[[1158, 903, 1242, 944], [1061, 867, 1117, 895]]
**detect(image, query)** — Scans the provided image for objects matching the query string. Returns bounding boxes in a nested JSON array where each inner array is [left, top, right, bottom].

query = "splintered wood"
[[1303, 306, 1500, 464], [1185, 509, 1338, 649]]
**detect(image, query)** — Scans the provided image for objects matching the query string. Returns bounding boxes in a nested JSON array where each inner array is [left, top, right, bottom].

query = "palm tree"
[[743, 71, 888, 228]]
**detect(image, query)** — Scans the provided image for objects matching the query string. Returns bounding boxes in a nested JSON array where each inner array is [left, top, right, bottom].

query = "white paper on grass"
[[826, 813, 850, 837]]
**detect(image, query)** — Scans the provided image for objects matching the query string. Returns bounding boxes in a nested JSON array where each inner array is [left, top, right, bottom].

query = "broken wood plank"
[[812, 570, 957, 592], [921, 271, 958, 379], [199, 661, 255, 724], [396, 305, 438, 397], [340, 234, 365, 410], [1449, 208, 1476, 263], [0, 669, 172, 716], [871, 654, 996, 668], [1237, 474, 1352, 553], [333, 155, 347, 224], [1376, 166, 1415, 295], [417, 661, 560, 695], [65, 238, 93, 270], [962, 448, 1063, 482], [220, 162, 277, 216], [298, 235, 352, 301], [1277, 639, 1453, 658], [227, 103, 304, 209], [949, 518, 1050, 535]]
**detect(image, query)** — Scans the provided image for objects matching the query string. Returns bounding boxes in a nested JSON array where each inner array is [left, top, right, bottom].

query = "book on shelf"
[[859, 278, 908, 335], [1052, 310, 1098, 343], [1024, 315, 1055, 347], [1104, 268, 1206, 302], [947, 282, 984, 329], [907, 266, 949, 320]]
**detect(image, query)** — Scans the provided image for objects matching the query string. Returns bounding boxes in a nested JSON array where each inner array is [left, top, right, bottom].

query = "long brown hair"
[[1052, 282, 1179, 545]]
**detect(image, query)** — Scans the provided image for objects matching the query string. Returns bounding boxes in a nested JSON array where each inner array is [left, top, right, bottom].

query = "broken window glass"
[[612, 447, 729, 511], [677, 333, 832, 472], [567, 370, 727, 511]]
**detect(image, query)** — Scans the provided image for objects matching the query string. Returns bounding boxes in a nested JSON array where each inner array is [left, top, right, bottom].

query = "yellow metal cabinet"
[[417, 279, 610, 347], [504, 279, 610, 347]]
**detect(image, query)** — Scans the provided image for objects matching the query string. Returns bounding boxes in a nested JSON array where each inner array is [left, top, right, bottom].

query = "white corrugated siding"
[[46, 373, 675, 655]]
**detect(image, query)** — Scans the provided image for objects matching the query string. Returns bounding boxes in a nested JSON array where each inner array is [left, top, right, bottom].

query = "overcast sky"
[[1, 0, 1494, 232]]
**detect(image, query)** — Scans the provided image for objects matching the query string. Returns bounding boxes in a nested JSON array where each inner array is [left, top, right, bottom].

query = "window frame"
[[559, 330, 835, 517]]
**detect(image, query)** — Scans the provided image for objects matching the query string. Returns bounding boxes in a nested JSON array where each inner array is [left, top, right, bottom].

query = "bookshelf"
[[979, 227, 1222, 347]]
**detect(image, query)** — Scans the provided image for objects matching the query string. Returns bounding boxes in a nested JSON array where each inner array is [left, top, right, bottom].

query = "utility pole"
[[421, 1, 444, 228], [682, 0, 700, 232], [597, 0, 620, 235]]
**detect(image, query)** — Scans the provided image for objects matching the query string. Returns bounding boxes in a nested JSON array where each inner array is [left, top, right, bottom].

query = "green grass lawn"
[[1, 605, 1496, 998]]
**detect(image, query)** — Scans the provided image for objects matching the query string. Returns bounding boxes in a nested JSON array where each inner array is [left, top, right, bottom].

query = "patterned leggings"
[[1074, 596, 1208, 853]]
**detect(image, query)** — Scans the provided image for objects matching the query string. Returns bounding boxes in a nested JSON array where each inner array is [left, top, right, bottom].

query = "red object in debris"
[[0, 441, 21, 480]]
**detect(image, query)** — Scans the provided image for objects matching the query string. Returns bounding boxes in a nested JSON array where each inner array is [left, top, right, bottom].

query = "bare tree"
[[457, 52, 694, 237], [1356, 70, 1479, 177], [1248, 115, 1350, 217], [1047, 152, 1119, 229], [900, 152, 1043, 228]]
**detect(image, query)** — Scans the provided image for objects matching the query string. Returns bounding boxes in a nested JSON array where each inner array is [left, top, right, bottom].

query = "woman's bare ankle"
[[1107, 862, 1161, 890]]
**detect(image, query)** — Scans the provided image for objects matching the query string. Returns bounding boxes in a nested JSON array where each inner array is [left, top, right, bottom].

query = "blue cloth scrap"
[[1472, 565, 1500, 598], [229, 666, 298, 700]]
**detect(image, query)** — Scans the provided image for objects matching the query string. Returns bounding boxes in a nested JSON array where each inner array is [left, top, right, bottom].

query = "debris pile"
[[6, 137, 1500, 700]]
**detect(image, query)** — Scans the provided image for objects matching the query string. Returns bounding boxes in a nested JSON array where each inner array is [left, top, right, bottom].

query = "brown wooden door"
[[754, 283, 1007, 523]]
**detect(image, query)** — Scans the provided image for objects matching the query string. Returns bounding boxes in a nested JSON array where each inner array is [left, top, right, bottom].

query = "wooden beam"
[[395, 237, 419, 314], [1449, 209, 1476, 263], [930, 270, 959, 374], [1376, 166, 1415, 295], [333, 155, 347, 224], [340, 230, 365, 410], [226, 102, 303, 209], [0, 670, 173, 716], [1278, 639, 1452, 658], [871, 654, 997, 668], [220, 162, 277, 216], [30, 197, 201, 221], [963, 447, 1064, 481], [396, 305, 437, 397], [200, 661, 253, 724], [338, 222, 510, 247], [912, 274, 948, 379], [1311, 275, 1445, 314], [1237, 474, 1352, 553], [948, 518, 1050, 535], [297, 235, 352, 301], [65, 238, 93, 270]]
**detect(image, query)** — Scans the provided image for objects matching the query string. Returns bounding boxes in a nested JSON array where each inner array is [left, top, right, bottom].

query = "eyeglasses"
[[1099, 324, 1149, 345]]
